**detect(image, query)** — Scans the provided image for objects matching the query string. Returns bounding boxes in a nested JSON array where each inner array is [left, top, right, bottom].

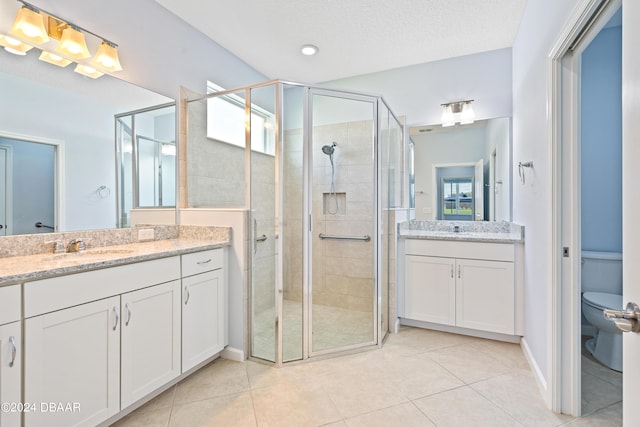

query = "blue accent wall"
[[581, 24, 622, 253]]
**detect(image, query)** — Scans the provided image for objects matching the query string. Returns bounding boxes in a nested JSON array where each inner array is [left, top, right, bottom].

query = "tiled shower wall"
[[283, 120, 375, 313]]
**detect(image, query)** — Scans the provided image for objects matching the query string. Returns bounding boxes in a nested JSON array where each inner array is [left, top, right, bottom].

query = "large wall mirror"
[[409, 117, 512, 222], [0, 32, 174, 236]]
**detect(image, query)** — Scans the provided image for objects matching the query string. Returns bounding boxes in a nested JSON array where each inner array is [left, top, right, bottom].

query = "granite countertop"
[[398, 220, 524, 243], [0, 238, 230, 287]]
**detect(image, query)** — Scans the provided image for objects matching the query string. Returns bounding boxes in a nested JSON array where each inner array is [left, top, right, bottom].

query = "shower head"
[[322, 142, 337, 156]]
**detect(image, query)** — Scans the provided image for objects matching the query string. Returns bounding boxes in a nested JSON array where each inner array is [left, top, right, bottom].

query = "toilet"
[[581, 251, 623, 372]]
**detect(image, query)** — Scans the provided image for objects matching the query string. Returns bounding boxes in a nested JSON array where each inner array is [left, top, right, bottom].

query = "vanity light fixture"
[[0, 34, 33, 55], [441, 100, 475, 127], [90, 41, 122, 72], [2, 0, 124, 78], [55, 26, 90, 59], [301, 44, 319, 56], [9, 4, 49, 44], [39, 51, 72, 67], [74, 64, 104, 79]]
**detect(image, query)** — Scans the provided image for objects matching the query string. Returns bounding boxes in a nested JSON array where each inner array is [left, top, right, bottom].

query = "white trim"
[[0, 144, 13, 236], [549, 0, 622, 416], [521, 337, 550, 406], [220, 346, 245, 362], [0, 131, 64, 232]]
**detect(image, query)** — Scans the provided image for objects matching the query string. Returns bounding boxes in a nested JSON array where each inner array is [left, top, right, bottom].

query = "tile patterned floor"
[[112, 327, 623, 427]]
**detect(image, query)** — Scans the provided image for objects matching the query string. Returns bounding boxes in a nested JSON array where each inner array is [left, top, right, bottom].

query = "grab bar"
[[318, 233, 371, 242], [35, 222, 54, 230]]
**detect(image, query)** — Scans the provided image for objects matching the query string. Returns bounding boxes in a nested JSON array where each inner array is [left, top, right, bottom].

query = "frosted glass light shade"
[[441, 105, 455, 127], [74, 64, 104, 79], [91, 42, 122, 72], [460, 102, 475, 125], [39, 51, 72, 67], [0, 34, 33, 55], [56, 26, 90, 59], [9, 7, 49, 44]]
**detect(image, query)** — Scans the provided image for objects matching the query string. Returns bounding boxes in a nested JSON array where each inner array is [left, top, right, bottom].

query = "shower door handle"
[[604, 302, 640, 333]]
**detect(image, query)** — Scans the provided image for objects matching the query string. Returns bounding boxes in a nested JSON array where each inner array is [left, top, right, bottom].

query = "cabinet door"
[[1, 321, 21, 427], [25, 296, 121, 427], [404, 255, 456, 325], [182, 269, 225, 372], [456, 259, 515, 334], [120, 281, 180, 409]]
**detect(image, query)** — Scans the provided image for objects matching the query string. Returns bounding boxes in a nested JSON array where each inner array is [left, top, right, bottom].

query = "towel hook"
[[518, 161, 533, 184]]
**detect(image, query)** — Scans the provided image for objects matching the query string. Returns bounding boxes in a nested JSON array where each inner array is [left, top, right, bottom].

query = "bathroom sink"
[[41, 248, 135, 263]]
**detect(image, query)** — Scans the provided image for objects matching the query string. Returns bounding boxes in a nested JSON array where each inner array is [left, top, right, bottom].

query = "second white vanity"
[[397, 221, 524, 341]]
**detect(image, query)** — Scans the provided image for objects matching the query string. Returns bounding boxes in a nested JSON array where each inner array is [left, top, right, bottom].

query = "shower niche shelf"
[[323, 192, 346, 215]]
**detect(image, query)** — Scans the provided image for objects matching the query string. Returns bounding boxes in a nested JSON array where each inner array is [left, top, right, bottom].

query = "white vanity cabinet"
[[0, 285, 21, 427], [23, 257, 181, 427], [120, 280, 181, 408], [24, 297, 121, 427], [181, 249, 227, 372], [401, 239, 522, 337]]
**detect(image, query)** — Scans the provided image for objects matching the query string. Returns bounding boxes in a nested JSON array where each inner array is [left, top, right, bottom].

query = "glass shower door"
[[309, 90, 377, 355]]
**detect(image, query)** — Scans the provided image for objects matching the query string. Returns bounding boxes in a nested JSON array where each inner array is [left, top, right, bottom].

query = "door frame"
[[549, 0, 621, 416], [0, 131, 64, 232], [0, 144, 13, 235], [305, 87, 380, 358]]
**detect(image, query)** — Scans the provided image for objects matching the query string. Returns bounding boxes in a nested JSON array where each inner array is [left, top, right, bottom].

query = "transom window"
[[206, 82, 275, 155]]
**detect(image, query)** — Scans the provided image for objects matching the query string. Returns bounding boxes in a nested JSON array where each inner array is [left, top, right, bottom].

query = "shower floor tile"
[[251, 299, 373, 361]]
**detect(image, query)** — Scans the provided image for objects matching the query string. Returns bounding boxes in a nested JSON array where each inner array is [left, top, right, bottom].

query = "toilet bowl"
[[582, 291, 623, 372]]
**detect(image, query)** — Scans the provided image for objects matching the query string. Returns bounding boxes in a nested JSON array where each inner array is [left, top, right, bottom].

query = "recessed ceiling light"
[[301, 44, 318, 56]]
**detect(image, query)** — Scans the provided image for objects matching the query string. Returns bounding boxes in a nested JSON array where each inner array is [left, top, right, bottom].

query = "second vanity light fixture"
[[0, 0, 122, 78], [441, 100, 475, 127]]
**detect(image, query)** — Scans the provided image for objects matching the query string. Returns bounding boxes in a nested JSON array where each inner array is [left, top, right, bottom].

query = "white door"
[[120, 280, 181, 409], [621, 2, 640, 423], [0, 321, 21, 427], [182, 269, 225, 372], [474, 158, 484, 221], [455, 258, 515, 335], [24, 297, 121, 427], [404, 255, 455, 325]]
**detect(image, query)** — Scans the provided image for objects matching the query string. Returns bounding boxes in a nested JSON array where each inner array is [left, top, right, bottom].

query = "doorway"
[[0, 136, 56, 235], [552, 0, 624, 418]]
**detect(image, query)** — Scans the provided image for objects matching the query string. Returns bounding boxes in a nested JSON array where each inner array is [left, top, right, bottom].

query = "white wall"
[[324, 48, 512, 127], [512, 0, 582, 397], [26, 0, 269, 99], [0, 72, 119, 231]]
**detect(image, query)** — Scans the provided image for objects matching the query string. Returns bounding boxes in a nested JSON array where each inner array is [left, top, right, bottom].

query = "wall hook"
[[518, 161, 533, 184]]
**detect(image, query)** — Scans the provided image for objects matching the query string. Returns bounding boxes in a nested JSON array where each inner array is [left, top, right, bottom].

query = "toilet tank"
[[581, 251, 622, 294]]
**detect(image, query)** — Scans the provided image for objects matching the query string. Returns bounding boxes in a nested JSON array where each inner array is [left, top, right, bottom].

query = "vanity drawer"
[[181, 249, 223, 277], [25, 256, 181, 318], [0, 285, 21, 324]]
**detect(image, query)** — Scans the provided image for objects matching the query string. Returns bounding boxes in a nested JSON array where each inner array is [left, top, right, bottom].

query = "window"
[[206, 82, 275, 155], [442, 177, 474, 220]]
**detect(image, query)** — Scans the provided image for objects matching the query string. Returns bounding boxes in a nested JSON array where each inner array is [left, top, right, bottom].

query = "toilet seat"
[[582, 291, 622, 311]]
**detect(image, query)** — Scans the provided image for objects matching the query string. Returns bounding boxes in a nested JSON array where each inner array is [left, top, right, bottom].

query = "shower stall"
[[184, 80, 404, 364]]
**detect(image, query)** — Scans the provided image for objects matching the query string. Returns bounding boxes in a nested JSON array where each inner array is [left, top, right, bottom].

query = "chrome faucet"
[[47, 239, 65, 254], [66, 238, 86, 253]]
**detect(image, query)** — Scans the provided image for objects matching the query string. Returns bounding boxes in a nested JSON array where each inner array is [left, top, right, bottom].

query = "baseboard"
[[521, 337, 550, 407], [399, 318, 521, 343], [221, 346, 245, 362]]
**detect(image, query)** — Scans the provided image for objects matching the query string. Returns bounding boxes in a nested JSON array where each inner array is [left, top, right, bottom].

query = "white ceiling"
[[155, 0, 528, 84]]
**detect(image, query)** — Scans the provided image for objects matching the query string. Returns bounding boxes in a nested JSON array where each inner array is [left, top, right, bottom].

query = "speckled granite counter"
[[0, 225, 231, 286], [399, 220, 524, 243]]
